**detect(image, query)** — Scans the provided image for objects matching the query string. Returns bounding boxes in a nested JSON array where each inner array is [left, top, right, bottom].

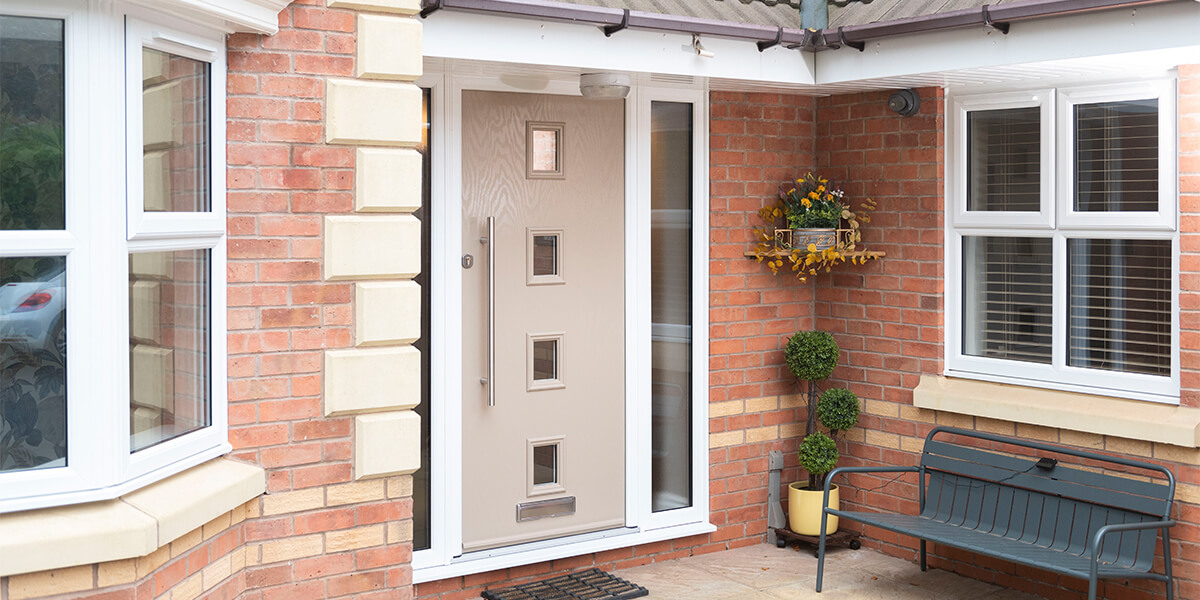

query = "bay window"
[[947, 82, 1178, 403], [0, 1, 227, 512]]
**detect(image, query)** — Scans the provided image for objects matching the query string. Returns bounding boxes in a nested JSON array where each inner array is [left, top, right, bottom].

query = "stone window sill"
[[0, 458, 265, 577], [913, 375, 1200, 448]]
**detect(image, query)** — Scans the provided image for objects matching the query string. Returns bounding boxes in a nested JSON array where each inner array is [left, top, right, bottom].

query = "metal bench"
[[816, 426, 1177, 599]]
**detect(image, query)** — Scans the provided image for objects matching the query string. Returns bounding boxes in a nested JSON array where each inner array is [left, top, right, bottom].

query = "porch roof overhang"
[[419, 0, 1187, 53]]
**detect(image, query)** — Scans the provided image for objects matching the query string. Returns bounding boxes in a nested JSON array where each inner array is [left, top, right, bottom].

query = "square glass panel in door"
[[0, 256, 66, 472], [533, 444, 556, 485], [141, 48, 211, 213], [129, 249, 211, 451], [528, 229, 564, 285], [526, 122, 564, 179], [533, 235, 557, 277], [0, 16, 65, 230]]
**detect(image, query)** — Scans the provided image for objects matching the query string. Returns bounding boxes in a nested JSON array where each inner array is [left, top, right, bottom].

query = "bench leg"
[[816, 513, 828, 592], [919, 540, 926, 572], [1163, 529, 1174, 600]]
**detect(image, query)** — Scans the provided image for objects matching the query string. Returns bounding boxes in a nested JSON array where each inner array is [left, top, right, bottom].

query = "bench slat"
[[923, 440, 1169, 502], [921, 453, 1169, 516]]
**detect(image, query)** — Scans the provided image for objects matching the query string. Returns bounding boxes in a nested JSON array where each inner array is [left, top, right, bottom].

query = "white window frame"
[[946, 82, 1179, 404], [413, 67, 712, 582], [0, 1, 229, 513]]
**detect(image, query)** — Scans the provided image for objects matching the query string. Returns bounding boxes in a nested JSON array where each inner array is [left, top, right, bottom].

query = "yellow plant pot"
[[788, 482, 838, 536]]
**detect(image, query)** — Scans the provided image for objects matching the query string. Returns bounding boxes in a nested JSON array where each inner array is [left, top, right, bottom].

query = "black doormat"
[[480, 568, 649, 600]]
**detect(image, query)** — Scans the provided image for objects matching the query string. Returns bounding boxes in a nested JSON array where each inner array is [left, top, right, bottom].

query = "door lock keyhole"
[[462, 254, 474, 269]]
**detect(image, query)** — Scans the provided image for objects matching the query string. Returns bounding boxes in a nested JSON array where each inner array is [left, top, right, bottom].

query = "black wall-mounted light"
[[887, 89, 921, 117]]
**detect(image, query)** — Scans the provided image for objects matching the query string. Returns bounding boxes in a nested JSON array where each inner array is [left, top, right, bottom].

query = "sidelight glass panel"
[[0, 16, 65, 230], [1074, 100, 1158, 212], [962, 236, 1053, 364], [0, 256, 66, 472], [141, 48, 210, 213], [1068, 239, 1170, 375], [129, 249, 211, 451], [650, 101, 693, 512], [966, 107, 1040, 212]]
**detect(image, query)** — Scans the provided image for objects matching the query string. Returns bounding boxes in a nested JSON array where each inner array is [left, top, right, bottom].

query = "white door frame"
[[414, 62, 712, 583]]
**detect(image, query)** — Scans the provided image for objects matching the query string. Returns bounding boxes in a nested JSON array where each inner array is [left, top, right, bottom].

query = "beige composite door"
[[461, 91, 626, 552]]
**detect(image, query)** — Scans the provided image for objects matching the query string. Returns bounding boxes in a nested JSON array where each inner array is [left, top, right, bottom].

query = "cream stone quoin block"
[[326, 79, 422, 146], [325, 346, 420, 415], [130, 280, 161, 342], [358, 14, 422, 81], [131, 345, 173, 411], [324, 215, 420, 280], [328, 0, 419, 15], [356, 148, 422, 212], [355, 411, 421, 479], [356, 281, 421, 346]]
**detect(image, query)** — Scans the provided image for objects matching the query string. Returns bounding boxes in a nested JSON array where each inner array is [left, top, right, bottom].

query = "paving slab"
[[613, 544, 1043, 600]]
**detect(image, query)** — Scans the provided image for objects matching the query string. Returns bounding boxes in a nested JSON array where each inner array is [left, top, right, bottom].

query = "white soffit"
[[421, 9, 817, 87], [130, 0, 292, 34], [814, 0, 1200, 88]]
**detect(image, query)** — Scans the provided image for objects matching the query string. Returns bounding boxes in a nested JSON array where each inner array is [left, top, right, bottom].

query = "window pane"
[[1068, 239, 1170, 375], [532, 339, 557, 381], [963, 236, 1052, 364], [0, 256, 66, 472], [532, 235, 557, 277], [532, 444, 556, 486], [142, 48, 210, 213], [966, 107, 1040, 212], [0, 16, 65, 230], [130, 249, 210, 452], [650, 101, 692, 512], [1074, 99, 1158, 212]]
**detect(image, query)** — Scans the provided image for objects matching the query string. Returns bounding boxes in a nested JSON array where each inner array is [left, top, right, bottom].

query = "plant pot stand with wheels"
[[772, 527, 861, 557]]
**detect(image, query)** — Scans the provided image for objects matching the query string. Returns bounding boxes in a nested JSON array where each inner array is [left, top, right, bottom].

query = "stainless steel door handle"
[[482, 216, 496, 407]]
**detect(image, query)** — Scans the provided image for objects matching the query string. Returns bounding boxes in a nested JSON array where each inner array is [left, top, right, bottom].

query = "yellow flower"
[[808, 192, 819, 200], [801, 198, 812, 208], [787, 188, 796, 195]]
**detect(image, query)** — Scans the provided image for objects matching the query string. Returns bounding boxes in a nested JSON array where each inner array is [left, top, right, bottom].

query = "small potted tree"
[[784, 330, 860, 536]]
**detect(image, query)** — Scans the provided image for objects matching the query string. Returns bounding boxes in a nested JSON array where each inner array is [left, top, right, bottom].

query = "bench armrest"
[[823, 466, 921, 508], [1087, 519, 1176, 579]]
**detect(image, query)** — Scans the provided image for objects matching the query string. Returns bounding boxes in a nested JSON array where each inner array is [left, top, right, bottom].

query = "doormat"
[[480, 568, 649, 600]]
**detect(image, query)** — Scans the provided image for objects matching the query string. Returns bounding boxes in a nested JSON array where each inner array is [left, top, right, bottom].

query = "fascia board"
[[422, 10, 816, 87], [128, 0, 292, 34], [815, 0, 1200, 85]]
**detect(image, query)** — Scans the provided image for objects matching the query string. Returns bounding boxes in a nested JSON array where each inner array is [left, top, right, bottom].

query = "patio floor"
[[611, 543, 1043, 599]]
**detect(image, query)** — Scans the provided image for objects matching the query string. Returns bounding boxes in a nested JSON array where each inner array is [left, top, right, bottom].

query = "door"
[[461, 91, 626, 552]]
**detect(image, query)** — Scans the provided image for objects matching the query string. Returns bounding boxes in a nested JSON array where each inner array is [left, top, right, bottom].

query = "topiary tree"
[[785, 331, 860, 490]]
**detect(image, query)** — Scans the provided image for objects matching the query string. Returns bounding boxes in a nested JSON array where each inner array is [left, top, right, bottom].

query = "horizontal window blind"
[[967, 107, 1040, 212], [1067, 238, 1170, 376], [963, 236, 1053, 364], [1074, 99, 1158, 212]]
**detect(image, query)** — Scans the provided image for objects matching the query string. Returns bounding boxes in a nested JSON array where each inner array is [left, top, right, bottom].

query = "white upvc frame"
[[945, 82, 1180, 405], [1056, 80, 1177, 231], [413, 65, 712, 582], [0, 0, 229, 513], [949, 90, 1054, 229]]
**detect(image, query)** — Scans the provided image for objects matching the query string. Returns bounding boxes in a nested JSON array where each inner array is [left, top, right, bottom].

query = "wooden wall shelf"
[[744, 250, 886, 259]]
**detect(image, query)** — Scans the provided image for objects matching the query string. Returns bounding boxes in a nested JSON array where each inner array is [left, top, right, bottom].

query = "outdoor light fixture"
[[579, 72, 631, 99], [691, 34, 714, 58], [887, 89, 921, 116]]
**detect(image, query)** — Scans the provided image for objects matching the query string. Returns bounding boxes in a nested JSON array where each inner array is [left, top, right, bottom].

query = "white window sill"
[[0, 458, 265, 577], [914, 375, 1200, 447]]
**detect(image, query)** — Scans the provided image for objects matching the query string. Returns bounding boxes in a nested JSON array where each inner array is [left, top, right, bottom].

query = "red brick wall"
[[223, 2, 415, 599]]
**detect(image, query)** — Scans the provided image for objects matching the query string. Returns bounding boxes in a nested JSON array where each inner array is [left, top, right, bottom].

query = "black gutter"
[[419, 0, 1188, 52]]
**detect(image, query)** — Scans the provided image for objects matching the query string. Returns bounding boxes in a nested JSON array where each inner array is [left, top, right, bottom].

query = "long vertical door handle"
[[482, 216, 496, 406]]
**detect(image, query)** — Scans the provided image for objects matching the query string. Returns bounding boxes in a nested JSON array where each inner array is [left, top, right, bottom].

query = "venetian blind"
[[966, 107, 1040, 212], [1075, 99, 1158, 212], [1067, 238, 1171, 376], [963, 236, 1053, 364]]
